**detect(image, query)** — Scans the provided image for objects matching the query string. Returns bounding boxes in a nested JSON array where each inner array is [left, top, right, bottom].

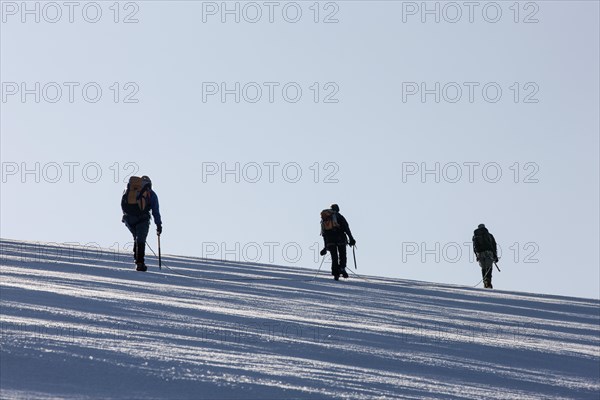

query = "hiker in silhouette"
[[472, 223, 498, 288], [320, 204, 356, 280], [121, 175, 162, 271]]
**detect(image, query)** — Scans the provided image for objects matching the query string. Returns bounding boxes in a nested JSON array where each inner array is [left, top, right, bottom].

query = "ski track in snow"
[[1, 239, 599, 399]]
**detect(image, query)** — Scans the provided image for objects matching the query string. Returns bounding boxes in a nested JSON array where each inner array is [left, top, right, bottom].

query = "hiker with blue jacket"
[[320, 204, 356, 280], [121, 175, 162, 271]]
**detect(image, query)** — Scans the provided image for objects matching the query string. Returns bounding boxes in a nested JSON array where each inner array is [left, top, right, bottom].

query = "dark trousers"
[[127, 219, 150, 264], [327, 243, 347, 276], [477, 251, 494, 284]]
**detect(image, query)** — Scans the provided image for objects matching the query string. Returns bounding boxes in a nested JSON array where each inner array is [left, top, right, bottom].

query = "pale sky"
[[1, 1, 599, 299]]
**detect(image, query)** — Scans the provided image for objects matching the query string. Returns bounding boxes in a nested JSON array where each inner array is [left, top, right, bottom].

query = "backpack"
[[321, 209, 340, 233], [473, 230, 494, 253], [123, 176, 151, 215]]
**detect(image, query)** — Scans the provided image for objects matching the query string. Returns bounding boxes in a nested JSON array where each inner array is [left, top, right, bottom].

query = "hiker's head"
[[478, 223, 485, 229], [331, 204, 340, 212], [141, 175, 152, 189]]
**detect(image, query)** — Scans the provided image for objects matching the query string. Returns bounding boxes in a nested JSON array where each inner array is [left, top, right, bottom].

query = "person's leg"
[[479, 251, 493, 288], [484, 255, 493, 288], [478, 253, 488, 285], [328, 244, 340, 278], [125, 221, 137, 261], [134, 220, 150, 269], [338, 244, 348, 278], [479, 258, 486, 279], [133, 238, 138, 261]]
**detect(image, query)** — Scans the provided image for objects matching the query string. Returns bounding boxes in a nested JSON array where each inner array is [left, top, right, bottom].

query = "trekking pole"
[[158, 233, 162, 270], [494, 262, 500, 272], [309, 253, 327, 281], [352, 245, 357, 269]]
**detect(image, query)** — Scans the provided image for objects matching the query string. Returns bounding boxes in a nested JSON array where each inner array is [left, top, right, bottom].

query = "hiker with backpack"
[[472, 223, 498, 288], [121, 176, 162, 271], [320, 204, 356, 280]]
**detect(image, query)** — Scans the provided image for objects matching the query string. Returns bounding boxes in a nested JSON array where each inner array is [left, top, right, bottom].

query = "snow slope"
[[1, 239, 599, 399]]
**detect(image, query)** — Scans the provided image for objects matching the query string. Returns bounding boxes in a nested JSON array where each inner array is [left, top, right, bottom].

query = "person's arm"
[[150, 191, 162, 227], [320, 233, 327, 254], [121, 192, 127, 214], [340, 215, 355, 245], [491, 234, 498, 261], [472, 235, 480, 261]]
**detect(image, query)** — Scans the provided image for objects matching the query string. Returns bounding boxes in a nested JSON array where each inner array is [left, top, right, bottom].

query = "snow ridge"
[[1, 239, 599, 399]]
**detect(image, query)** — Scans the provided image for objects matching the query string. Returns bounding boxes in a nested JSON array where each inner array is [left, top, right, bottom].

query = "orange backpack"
[[126, 176, 150, 211], [320, 209, 340, 233]]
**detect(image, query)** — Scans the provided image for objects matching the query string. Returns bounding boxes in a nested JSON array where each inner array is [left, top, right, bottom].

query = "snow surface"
[[1, 238, 599, 399]]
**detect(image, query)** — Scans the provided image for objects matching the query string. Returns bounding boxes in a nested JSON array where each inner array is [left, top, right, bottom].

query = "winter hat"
[[141, 175, 152, 189]]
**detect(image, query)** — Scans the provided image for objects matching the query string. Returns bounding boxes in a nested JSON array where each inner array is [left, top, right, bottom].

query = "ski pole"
[[494, 262, 500, 272], [352, 245, 357, 269], [158, 233, 162, 270], [309, 253, 327, 281]]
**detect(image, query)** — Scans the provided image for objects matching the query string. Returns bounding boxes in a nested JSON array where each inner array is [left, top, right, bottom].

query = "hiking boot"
[[333, 275, 340, 281], [136, 263, 147, 272], [341, 268, 349, 279]]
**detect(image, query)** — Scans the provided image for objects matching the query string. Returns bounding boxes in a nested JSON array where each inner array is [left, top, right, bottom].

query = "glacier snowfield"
[[1, 239, 599, 399]]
